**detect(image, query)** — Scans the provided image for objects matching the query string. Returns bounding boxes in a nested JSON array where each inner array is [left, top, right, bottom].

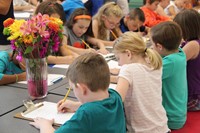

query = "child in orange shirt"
[[141, 0, 170, 27]]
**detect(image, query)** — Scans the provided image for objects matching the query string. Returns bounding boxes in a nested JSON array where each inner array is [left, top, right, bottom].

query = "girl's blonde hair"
[[93, 2, 123, 40], [114, 32, 162, 70]]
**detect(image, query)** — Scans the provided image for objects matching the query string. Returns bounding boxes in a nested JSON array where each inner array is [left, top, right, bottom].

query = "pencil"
[[63, 88, 71, 103], [110, 30, 117, 39], [81, 39, 91, 48]]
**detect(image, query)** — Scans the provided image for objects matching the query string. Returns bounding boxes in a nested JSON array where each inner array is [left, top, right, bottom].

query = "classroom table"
[[0, 94, 77, 133], [49, 84, 76, 98], [0, 85, 30, 116], [7, 67, 68, 91]]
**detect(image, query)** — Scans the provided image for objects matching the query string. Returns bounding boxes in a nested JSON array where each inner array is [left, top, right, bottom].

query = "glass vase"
[[25, 58, 48, 99]]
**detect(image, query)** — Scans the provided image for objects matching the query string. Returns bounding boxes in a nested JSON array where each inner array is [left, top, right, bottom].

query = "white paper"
[[105, 46, 113, 49], [53, 64, 69, 69], [18, 74, 65, 86], [109, 83, 117, 90], [14, 12, 31, 19], [22, 101, 74, 125], [107, 60, 121, 69]]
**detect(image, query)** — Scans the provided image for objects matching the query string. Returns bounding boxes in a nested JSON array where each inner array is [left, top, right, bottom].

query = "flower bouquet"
[[3, 13, 63, 99]]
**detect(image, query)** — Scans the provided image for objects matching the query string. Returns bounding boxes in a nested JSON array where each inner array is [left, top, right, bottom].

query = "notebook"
[[14, 101, 74, 126]]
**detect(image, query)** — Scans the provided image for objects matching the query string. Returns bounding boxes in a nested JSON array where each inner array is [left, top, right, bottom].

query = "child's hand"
[[57, 100, 79, 113], [110, 68, 120, 75], [86, 48, 97, 53], [18, 72, 26, 81], [29, 117, 54, 130], [97, 48, 109, 55]]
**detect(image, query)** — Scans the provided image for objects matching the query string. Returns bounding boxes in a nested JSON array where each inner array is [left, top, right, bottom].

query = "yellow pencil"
[[63, 88, 71, 103], [110, 30, 117, 39], [81, 39, 91, 48]]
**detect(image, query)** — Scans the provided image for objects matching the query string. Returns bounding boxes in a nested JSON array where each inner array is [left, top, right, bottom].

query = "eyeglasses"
[[105, 16, 120, 28]]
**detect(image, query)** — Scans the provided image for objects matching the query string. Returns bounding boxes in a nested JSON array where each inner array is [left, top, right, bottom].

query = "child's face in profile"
[[114, 51, 131, 66], [127, 17, 144, 31], [150, 36, 164, 56], [149, 1, 160, 11], [160, 0, 170, 9], [176, 0, 189, 9], [72, 19, 91, 37], [103, 15, 121, 30]]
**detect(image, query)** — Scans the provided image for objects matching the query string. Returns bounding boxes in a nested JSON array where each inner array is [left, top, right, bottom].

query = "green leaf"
[[24, 46, 33, 54], [3, 28, 10, 36]]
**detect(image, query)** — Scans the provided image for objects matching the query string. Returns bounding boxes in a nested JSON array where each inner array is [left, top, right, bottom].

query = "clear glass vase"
[[25, 58, 48, 99]]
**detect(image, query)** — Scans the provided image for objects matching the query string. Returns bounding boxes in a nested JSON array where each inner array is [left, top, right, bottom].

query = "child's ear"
[[125, 49, 132, 58], [77, 83, 88, 95], [156, 43, 163, 51]]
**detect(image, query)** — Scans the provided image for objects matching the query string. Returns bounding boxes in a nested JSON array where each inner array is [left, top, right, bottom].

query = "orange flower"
[[48, 22, 59, 32], [23, 35, 33, 45], [3, 18, 14, 27]]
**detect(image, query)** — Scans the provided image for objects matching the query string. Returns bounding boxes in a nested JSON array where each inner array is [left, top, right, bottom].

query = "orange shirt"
[[141, 6, 170, 27]]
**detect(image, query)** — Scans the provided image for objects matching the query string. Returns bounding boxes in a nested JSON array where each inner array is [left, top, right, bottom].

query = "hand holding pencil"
[[57, 88, 73, 113], [57, 88, 80, 113]]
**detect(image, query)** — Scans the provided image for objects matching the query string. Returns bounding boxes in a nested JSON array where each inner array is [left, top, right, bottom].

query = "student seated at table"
[[174, 9, 200, 111], [30, 53, 126, 133], [117, 8, 149, 36], [35, 1, 80, 64], [150, 21, 187, 129], [141, 0, 170, 28], [164, 0, 190, 19], [0, 51, 26, 85], [92, 2, 123, 46], [111, 32, 169, 132], [84, 0, 129, 16], [63, 8, 109, 54], [155, 0, 170, 18]]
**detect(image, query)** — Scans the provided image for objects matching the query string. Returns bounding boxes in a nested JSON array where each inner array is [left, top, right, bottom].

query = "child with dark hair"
[[35, 1, 79, 64], [141, 0, 170, 27], [174, 9, 200, 111], [150, 21, 187, 129], [35, 1, 66, 24], [64, 8, 109, 54], [118, 8, 149, 35], [0, 51, 26, 85], [30, 53, 126, 133]]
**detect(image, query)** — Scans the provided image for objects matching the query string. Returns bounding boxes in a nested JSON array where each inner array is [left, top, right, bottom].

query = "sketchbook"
[[14, 101, 74, 126]]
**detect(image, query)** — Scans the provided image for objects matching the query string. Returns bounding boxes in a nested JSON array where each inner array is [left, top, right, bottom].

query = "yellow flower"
[[7, 19, 25, 40], [8, 32, 21, 40]]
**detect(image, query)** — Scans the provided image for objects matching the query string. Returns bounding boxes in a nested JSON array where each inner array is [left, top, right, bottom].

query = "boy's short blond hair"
[[66, 53, 110, 92]]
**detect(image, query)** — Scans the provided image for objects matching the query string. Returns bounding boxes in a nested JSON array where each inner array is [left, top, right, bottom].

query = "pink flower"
[[16, 52, 23, 62], [10, 40, 16, 50], [3, 13, 63, 60]]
